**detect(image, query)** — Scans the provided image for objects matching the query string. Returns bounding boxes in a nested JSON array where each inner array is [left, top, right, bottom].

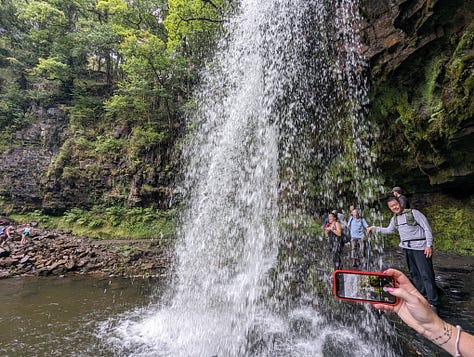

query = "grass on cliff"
[[11, 206, 177, 241]]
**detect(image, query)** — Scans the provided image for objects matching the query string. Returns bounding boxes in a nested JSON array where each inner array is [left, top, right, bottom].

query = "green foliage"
[[10, 210, 62, 228], [426, 207, 474, 255], [69, 95, 106, 131], [165, 0, 228, 53], [13, 206, 177, 240], [17, 1, 67, 30], [0, 81, 29, 131], [423, 195, 474, 255], [1, 0, 226, 212], [279, 211, 324, 238], [129, 127, 165, 152], [31, 57, 70, 81], [94, 136, 125, 154]]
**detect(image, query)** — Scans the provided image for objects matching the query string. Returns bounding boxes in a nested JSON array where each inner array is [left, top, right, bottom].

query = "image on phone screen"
[[334, 271, 397, 304]]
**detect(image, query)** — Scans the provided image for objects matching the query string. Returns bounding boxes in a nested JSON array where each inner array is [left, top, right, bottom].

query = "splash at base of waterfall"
[[98, 304, 387, 356]]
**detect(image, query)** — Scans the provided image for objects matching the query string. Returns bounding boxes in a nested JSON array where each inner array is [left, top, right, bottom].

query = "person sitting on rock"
[[0, 226, 14, 246], [21, 224, 31, 244]]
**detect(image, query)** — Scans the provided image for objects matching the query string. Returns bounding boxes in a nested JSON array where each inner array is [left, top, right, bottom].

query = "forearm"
[[373, 218, 395, 234], [374, 226, 393, 235]]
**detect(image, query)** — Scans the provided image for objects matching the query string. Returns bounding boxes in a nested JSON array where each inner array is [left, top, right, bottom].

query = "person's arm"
[[324, 223, 331, 236], [362, 218, 369, 229], [373, 269, 474, 357], [367, 217, 396, 234]]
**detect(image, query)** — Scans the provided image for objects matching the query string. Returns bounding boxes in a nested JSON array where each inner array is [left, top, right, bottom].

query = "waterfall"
[[100, 1, 397, 356]]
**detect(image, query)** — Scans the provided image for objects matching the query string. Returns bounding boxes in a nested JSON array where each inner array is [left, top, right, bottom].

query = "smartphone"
[[333, 270, 398, 305]]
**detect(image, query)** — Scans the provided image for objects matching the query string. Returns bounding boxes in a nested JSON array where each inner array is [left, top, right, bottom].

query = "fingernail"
[[383, 287, 395, 293]]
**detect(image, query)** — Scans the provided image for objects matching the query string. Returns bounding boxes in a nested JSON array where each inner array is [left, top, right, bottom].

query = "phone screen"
[[334, 270, 398, 305]]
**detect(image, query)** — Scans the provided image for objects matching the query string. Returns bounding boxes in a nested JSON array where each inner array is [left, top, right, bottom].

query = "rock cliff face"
[[360, 0, 455, 76], [359, 0, 474, 193], [0, 0, 472, 214], [0, 106, 68, 212]]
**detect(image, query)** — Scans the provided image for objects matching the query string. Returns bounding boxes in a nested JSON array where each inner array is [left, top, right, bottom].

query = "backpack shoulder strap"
[[405, 209, 418, 226], [395, 209, 418, 227]]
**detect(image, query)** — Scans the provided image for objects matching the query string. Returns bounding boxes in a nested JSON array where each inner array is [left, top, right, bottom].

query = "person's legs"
[[350, 238, 358, 266], [333, 237, 343, 269], [328, 235, 334, 253], [358, 239, 365, 261], [350, 239, 357, 259], [411, 250, 438, 306], [403, 249, 427, 297]]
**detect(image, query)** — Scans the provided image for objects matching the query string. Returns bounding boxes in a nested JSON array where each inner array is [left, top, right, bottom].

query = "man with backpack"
[[367, 197, 439, 312], [347, 209, 369, 267]]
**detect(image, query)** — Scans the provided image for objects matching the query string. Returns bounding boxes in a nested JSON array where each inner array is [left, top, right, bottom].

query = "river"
[[0, 276, 164, 356], [0, 251, 471, 356]]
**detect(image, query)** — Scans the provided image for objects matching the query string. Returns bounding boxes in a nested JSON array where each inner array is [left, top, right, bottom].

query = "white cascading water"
[[98, 0, 398, 356]]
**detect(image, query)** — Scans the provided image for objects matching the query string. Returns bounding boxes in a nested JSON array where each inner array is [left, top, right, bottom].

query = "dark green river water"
[[0, 252, 472, 356], [0, 276, 163, 356]]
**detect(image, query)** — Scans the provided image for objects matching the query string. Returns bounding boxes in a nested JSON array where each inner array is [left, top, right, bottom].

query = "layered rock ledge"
[[0, 227, 171, 279]]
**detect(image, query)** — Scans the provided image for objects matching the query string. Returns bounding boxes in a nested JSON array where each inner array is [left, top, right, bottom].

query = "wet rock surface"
[[0, 226, 171, 279]]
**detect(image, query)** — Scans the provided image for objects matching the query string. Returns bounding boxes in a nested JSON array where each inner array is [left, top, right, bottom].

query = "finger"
[[384, 286, 424, 305], [372, 302, 393, 311], [383, 268, 411, 285]]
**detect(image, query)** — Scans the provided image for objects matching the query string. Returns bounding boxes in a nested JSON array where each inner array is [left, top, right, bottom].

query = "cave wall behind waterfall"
[[359, 0, 474, 194]]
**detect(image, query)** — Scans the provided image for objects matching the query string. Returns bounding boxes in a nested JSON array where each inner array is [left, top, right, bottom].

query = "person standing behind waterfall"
[[392, 186, 410, 209], [325, 212, 343, 269], [367, 197, 439, 312], [348, 209, 369, 267]]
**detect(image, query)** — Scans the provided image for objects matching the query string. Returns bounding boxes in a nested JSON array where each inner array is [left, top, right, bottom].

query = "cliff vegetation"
[[0, 0, 473, 255]]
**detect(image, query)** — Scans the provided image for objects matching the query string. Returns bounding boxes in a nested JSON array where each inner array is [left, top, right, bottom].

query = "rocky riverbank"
[[0, 223, 171, 279]]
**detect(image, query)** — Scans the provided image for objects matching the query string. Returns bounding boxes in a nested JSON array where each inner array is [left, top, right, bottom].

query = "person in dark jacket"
[[392, 186, 410, 208]]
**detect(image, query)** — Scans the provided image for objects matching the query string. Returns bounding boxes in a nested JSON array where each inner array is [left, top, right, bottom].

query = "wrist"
[[423, 318, 453, 344]]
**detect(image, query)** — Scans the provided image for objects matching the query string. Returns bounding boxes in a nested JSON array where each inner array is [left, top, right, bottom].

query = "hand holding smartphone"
[[333, 270, 399, 306]]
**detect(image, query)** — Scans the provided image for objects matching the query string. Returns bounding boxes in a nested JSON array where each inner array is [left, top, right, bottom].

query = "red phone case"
[[333, 269, 399, 306]]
